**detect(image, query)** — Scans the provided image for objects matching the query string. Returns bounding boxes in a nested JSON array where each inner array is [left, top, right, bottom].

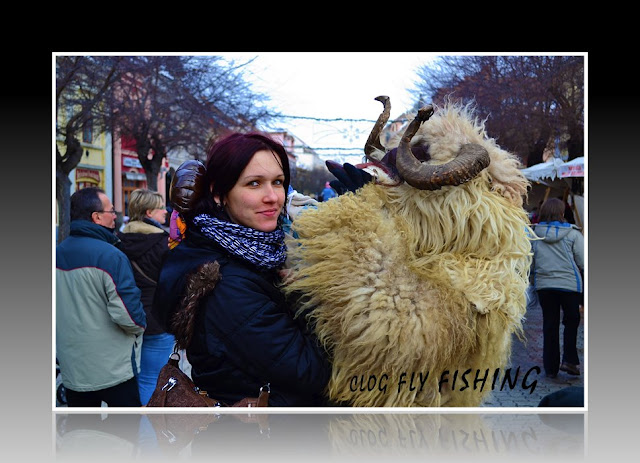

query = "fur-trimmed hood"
[[117, 220, 168, 261], [123, 219, 166, 235]]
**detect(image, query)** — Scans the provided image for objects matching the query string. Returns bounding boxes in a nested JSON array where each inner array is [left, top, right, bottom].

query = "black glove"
[[326, 161, 373, 194]]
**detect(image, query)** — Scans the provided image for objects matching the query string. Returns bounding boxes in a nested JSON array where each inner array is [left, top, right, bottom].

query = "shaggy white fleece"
[[284, 102, 533, 407]]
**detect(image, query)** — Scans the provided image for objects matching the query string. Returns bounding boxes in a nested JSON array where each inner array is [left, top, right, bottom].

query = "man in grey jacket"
[[531, 198, 584, 379], [56, 187, 146, 406]]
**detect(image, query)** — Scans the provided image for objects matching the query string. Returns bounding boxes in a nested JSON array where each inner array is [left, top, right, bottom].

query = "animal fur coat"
[[283, 102, 533, 407]]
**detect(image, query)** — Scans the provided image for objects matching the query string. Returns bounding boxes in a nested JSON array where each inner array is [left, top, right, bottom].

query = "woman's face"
[[219, 149, 286, 232], [147, 206, 167, 225]]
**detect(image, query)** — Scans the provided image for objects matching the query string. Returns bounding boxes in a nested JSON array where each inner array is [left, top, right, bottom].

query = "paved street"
[[481, 298, 585, 407], [57, 295, 585, 409]]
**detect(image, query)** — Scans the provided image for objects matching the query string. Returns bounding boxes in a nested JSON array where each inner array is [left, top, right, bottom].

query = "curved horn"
[[396, 105, 490, 190], [364, 95, 391, 161]]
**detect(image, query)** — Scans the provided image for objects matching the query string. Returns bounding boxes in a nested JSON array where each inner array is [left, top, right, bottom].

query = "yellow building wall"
[[56, 131, 108, 193], [56, 101, 109, 194]]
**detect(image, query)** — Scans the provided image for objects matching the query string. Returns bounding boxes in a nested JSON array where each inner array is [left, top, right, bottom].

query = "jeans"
[[66, 376, 141, 407], [138, 332, 176, 405], [537, 289, 581, 375]]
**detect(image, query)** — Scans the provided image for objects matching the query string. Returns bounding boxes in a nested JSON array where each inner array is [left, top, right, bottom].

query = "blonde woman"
[[117, 189, 172, 405]]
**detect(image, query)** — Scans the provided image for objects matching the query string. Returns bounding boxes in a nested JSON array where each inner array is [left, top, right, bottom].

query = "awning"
[[557, 156, 584, 178], [521, 157, 584, 182]]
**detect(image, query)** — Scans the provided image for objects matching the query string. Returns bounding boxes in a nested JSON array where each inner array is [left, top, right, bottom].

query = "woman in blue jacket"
[[153, 132, 330, 406], [531, 198, 584, 379]]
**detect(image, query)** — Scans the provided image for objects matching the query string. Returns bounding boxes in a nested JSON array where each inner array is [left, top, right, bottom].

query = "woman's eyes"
[[247, 179, 284, 187]]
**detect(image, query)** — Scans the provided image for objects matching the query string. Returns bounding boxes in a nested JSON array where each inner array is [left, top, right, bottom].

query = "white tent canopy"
[[521, 157, 584, 182], [557, 156, 584, 178], [521, 157, 585, 229]]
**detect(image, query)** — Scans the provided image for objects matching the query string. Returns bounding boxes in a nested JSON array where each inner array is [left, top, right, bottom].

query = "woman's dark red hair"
[[188, 132, 290, 222]]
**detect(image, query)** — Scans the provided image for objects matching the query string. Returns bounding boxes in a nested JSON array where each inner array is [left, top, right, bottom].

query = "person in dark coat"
[[538, 386, 584, 407], [57, 187, 146, 407], [153, 132, 331, 407], [117, 189, 172, 405]]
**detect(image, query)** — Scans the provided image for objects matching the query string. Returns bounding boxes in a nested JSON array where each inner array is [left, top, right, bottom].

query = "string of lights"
[[268, 113, 410, 153], [304, 147, 364, 151], [274, 114, 409, 124]]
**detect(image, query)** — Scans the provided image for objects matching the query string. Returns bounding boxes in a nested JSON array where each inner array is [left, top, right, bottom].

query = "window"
[[82, 119, 93, 143]]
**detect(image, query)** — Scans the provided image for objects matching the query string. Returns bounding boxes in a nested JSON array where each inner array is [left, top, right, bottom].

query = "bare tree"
[[541, 56, 584, 161], [56, 55, 277, 244], [56, 56, 124, 243], [108, 55, 275, 190], [413, 55, 584, 166]]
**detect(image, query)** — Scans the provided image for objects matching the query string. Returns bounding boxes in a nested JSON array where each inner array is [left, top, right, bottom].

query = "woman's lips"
[[258, 209, 278, 217]]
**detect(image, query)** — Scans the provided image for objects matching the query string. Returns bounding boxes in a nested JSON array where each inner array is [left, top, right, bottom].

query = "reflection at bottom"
[[55, 412, 584, 461]]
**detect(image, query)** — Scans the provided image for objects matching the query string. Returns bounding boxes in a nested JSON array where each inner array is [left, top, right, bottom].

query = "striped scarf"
[[192, 214, 286, 270]]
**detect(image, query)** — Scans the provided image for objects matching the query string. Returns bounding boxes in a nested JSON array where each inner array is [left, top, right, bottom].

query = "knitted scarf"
[[192, 214, 286, 270]]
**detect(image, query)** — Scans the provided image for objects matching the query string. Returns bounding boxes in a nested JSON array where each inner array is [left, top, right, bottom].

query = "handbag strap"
[[230, 383, 270, 407], [131, 260, 157, 285]]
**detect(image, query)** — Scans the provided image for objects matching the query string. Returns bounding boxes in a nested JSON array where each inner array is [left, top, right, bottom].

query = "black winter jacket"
[[152, 230, 331, 407], [117, 219, 169, 335]]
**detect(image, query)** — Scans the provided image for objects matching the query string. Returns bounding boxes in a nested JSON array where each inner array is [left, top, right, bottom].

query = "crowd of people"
[[56, 130, 584, 407], [56, 132, 331, 407]]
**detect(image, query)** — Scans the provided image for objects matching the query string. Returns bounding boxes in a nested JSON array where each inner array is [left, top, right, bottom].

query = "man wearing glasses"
[[56, 187, 147, 407]]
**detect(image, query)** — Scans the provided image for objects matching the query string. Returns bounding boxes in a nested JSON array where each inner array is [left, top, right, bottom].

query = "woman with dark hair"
[[531, 198, 584, 378], [153, 132, 330, 406]]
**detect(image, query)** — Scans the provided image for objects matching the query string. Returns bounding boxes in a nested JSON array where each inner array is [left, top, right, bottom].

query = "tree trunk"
[[56, 170, 72, 244], [526, 126, 552, 167], [566, 120, 584, 161], [143, 161, 160, 192], [134, 138, 164, 192], [56, 136, 83, 244], [135, 134, 167, 192], [526, 143, 546, 167]]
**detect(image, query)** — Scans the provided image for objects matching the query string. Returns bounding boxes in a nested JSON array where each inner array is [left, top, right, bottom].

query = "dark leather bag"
[[146, 351, 269, 408]]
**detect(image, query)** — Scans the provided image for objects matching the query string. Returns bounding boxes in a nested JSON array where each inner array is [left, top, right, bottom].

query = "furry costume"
[[284, 101, 532, 407]]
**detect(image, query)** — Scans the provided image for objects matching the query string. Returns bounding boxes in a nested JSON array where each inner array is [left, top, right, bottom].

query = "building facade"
[[112, 131, 169, 220]]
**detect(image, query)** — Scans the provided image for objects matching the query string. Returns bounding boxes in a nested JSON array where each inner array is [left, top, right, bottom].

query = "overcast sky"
[[217, 52, 440, 164]]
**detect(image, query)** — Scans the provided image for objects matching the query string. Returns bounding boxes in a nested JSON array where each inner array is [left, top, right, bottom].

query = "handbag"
[[147, 261, 269, 408], [146, 351, 270, 408]]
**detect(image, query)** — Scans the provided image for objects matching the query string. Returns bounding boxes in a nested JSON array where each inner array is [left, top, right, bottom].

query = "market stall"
[[521, 157, 585, 229]]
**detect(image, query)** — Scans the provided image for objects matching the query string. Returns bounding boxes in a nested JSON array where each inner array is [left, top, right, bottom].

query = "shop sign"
[[125, 172, 147, 181], [76, 168, 101, 183], [123, 156, 143, 168]]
